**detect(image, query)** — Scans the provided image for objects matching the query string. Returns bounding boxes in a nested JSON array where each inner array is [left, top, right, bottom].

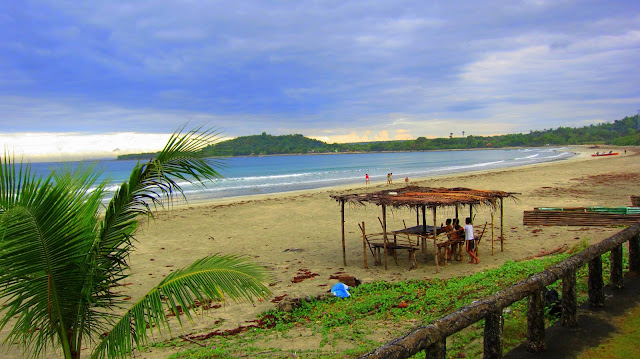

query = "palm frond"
[[81, 127, 226, 351], [0, 160, 106, 357], [87, 128, 224, 302], [91, 254, 270, 359], [96, 127, 223, 255]]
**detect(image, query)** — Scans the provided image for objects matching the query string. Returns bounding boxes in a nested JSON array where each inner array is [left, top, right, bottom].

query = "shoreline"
[[172, 146, 589, 209], [116, 144, 596, 161]]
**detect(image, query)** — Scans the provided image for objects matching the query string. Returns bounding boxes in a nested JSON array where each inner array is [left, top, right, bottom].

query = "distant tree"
[[462, 131, 465, 137]]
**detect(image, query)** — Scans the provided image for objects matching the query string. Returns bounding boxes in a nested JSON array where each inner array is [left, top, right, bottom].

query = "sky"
[[1, 0, 639, 161]]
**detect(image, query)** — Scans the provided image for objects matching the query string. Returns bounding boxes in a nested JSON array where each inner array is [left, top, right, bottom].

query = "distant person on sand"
[[390, 173, 393, 184], [405, 177, 409, 186], [464, 217, 479, 264], [365, 173, 370, 185], [386, 173, 391, 185]]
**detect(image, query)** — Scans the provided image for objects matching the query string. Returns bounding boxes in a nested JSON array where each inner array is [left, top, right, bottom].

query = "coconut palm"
[[0, 127, 270, 359]]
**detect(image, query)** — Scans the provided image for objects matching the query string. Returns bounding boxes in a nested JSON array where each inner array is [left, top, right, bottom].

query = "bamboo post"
[[484, 310, 503, 359], [341, 200, 346, 266], [469, 205, 473, 222], [416, 206, 419, 227], [561, 268, 578, 327], [610, 244, 624, 289], [421, 205, 427, 254], [382, 205, 388, 270], [588, 256, 605, 307], [526, 290, 546, 352], [359, 222, 368, 269], [455, 204, 459, 220], [630, 233, 640, 274], [491, 212, 495, 256], [500, 198, 504, 252], [433, 207, 439, 273], [403, 220, 418, 269]]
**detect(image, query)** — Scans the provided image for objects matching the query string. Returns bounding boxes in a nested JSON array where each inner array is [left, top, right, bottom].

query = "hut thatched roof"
[[331, 186, 518, 209]]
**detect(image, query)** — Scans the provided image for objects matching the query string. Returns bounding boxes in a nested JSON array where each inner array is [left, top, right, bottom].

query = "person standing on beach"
[[405, 177, 409, 186], [386, 173, 390, 185], [464, 217, 479, 264], [365, 173, 370, 185], [390, 173, 393, 184]]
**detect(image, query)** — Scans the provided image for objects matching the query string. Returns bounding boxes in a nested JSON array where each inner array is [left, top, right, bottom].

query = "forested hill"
[[117, 115, 640, 159], [201, 133, 332, 156]]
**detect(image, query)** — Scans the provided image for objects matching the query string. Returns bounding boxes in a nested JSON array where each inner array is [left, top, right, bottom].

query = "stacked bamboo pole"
[[523, 210, 640, 226]]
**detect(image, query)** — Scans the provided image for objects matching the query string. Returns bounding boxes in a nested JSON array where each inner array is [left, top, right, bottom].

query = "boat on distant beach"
[[591, 151, 618, 157]]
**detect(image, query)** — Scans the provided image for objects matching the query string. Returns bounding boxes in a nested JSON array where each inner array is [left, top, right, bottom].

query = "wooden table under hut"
[[331, 186, 518, 273]]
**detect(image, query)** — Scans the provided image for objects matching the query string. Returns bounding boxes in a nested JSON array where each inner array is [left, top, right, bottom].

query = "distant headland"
[[118, 115, 640, 160]]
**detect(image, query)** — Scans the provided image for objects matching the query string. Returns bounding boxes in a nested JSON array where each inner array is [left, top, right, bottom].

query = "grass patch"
[[164, 241, 630, 358], [577, 303, 640, 359]]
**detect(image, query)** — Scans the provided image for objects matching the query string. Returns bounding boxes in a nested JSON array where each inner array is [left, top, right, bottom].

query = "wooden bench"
[[359, 224, 421, 270]]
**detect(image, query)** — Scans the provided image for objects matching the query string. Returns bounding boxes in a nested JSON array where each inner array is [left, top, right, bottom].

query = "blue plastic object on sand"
[[331, 282, 350, 298]]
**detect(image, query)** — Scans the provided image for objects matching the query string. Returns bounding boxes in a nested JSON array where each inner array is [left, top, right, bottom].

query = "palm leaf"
[[91, 254, 271, 359], [88, 126, 224, 292], [0, 160, 106, 358], [80, 127, 228, 348]]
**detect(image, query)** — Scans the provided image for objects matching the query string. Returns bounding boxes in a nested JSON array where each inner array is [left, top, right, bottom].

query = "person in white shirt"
[[464, 217, 479, 264]]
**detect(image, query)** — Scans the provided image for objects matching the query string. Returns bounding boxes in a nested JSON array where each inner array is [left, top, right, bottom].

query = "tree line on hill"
[[118, 115, 640, 159]]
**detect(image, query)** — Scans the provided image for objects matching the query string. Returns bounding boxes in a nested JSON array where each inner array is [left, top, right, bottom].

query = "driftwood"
[[516, 244, 569, 262], [523, 210, 640, 226], [359, 222, 640, 359]]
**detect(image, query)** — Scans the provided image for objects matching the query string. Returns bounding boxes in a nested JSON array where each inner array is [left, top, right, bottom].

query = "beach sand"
[[2, 146, 639, 358]]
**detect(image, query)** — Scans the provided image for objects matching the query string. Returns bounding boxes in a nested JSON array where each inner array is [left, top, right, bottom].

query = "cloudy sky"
[[1, 0, 639, 160]]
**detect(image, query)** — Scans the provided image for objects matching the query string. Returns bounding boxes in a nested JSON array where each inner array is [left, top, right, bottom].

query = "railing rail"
[[360, 222, 640, 359]]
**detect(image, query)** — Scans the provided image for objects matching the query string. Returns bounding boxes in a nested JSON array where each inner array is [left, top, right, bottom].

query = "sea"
[[29, 148, 574, 202]]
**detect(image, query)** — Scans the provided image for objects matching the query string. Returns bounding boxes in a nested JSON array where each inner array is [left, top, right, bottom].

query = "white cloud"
[[1, 0, 639, 149], [0, 132, 172, 161]]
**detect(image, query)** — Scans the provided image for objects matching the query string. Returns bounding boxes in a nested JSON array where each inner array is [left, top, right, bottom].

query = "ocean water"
[[28, 148, 574, 201]]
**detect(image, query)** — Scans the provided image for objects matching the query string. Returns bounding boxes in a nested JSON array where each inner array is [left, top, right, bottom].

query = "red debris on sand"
[[328, 271, 345, 280], [167, 299, 222, 317], [270, 294, 288, 303], [291, 269, 319, 283], [187, 316, 277, 340]]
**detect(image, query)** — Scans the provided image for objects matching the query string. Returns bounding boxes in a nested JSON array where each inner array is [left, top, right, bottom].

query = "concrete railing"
[[360, 222, 640, 359]]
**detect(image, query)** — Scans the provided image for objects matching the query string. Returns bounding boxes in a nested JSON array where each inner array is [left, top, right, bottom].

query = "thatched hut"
[[331, 186, 518, 271]]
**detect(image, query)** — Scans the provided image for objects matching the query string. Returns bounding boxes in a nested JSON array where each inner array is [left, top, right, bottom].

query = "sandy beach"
[[2, 146, 639, 358]]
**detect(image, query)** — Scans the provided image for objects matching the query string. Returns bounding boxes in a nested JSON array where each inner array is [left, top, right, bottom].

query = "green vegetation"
[[159, 240, 624, 358], [202, 133, 335, 156], [0, 128, 270, 359], [577, 303, 640, 359], [118, 114, 640, 160]]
